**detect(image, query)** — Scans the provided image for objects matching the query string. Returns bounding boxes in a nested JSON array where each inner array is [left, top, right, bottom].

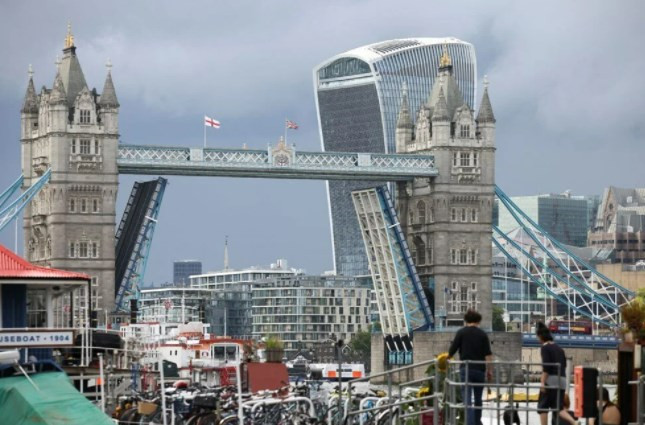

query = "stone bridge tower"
[[21, 26, 119, 319], [395, 48, 496, 329]]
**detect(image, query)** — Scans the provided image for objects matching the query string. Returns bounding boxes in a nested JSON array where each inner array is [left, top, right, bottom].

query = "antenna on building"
[[224, 235, 229, 270]]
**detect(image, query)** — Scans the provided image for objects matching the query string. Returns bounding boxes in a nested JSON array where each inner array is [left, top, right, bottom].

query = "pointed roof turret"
[[49, 65, 67, 105], [59, 23, 88, 105], [426, 68, 466, 121], [431, 87, 449, 122], [476, 76, 496, 124], [396, 81, 412, 129], [99, 59, 119, 108], [21, 65, 39, 113]]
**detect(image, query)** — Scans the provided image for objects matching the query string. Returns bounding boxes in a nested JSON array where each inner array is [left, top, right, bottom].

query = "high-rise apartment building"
[[497, 193, 592, 247], [252, 275, 372, 355], [314, 38, 477, 276], [189, 259, 299, 338], [173, 260, 202, 286]]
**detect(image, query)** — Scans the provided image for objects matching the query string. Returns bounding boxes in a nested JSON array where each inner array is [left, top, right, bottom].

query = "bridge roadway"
[[116, 144, 437, 180], [521, 333, 619, 349]]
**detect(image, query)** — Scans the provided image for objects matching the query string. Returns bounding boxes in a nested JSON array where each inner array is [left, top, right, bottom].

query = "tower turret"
[[59, 23, 88, 106], [476, 76, 496, 146], [430, 86, 451, 142], [21, 65, 39, 139], [48, 62, 68, 132], [395, 82, 413, 153], [98, 59, 120, 133]]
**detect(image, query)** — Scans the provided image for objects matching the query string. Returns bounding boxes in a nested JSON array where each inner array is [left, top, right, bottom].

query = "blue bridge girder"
[[521, 333, 619, 349], [116, 144, 437, 180]]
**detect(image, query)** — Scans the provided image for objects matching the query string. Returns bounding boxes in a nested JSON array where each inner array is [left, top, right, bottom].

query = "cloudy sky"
[[0, 1, 643, 283]]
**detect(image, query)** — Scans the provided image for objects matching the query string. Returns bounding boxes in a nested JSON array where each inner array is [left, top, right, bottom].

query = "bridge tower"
[[21, 25, 119, 319], [395, 48, 496, 328]]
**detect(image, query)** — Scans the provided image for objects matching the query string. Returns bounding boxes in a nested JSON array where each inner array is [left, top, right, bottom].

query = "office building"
[[173, 260, 202, 286], [314, 38, 477, 277], [497, 193, 592, 247], [140, 260, 299, 338], [588, 186, 645, 263], [491, 252, 545, 330], [252, 275, 372, 355], [139, 286, 213, 324]]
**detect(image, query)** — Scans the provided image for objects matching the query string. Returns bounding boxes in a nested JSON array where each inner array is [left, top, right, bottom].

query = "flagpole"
[[284, 117, 287, 144], [203, 116, 207, 148]]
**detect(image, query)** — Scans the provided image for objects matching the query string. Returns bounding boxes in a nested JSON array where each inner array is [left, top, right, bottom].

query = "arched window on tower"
[[414, 236, 426, 265], [417, 200, 426, 224]]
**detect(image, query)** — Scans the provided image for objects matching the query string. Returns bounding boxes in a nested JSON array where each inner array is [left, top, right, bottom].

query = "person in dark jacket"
[[449, 310, 494, 425], [536, 322, 578, 425]]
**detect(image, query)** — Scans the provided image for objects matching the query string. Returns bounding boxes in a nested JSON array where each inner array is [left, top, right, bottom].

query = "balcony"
[[69, 154, 103, 172], [451, 165, 482, 183]]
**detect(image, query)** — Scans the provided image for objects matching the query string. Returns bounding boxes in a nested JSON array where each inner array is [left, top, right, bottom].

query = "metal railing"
[[341, 358, 577, 425], [445, 360, 566, 425], [344, 356, 442, 425]]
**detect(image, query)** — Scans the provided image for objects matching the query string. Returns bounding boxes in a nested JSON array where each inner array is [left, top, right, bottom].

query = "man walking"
[[449, 309, 494, 425]]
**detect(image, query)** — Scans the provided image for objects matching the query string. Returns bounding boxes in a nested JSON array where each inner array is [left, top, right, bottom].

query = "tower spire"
[[49, 64, 67, 105], [64, 22, 74, 49], [223, 236, 229, 270], [439, 43, 452, 69], [396, 81, 412, 128], [431, 87, 449, 121], [476, 75, 496, 123], [99, 58, 120, 108], [22, 65, 38, 113]]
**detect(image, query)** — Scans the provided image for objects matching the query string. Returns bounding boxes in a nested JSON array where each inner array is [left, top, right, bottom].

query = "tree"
[[492, 306, 506, 331], [264, 335, 284, 362], [348, 330, 371, 367]]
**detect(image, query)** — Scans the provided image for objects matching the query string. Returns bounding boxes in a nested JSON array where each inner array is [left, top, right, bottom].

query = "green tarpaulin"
[[0, 371, 114, 425]]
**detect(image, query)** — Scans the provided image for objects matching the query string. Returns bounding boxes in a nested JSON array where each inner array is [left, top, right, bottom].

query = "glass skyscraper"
[[496, 194, 591, 247], [314, 38, 477, 276], [173, 260, 202, 286]]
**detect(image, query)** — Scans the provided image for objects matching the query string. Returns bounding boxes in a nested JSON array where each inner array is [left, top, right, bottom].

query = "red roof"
[[0, 244, 90, 280]]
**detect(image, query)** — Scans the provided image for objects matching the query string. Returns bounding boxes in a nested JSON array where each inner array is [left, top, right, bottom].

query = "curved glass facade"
[[317, 83, 385, 276], [374, 42, 476, 152], [315, 39, 477, 276]]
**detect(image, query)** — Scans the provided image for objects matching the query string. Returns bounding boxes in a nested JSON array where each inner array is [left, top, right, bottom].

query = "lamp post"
[[328, 333, 344, 423]]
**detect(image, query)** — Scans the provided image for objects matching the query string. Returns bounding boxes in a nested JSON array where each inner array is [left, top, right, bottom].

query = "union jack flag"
[[285, 119, 298, 130]]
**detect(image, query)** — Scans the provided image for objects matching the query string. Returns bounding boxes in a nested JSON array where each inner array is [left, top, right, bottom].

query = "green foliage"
[[264, 335, 284, 350], [264, 335, 284, 362], [349, 330, 371, 360], [621, 297, 645, 341], [492, 305, 506, 331]]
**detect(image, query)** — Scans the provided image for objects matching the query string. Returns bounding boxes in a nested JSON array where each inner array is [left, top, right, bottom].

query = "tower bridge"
[[116, 143, 437, 180], [12, 28, 634, 350]]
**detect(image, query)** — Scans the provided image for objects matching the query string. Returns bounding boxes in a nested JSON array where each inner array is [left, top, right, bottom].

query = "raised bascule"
[[11, 28, 634, 360]]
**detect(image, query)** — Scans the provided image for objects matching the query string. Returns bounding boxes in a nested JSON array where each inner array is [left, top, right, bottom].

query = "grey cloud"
[[0, 0, 643, 284]]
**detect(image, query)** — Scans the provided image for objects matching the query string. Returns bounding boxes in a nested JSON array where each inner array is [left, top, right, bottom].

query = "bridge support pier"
[[370, 331, 522, 384]]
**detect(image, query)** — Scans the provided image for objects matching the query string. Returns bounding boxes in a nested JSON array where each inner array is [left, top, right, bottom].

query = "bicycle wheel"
[[119, 408, 141, 424], [194, 412, 218, 425]]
